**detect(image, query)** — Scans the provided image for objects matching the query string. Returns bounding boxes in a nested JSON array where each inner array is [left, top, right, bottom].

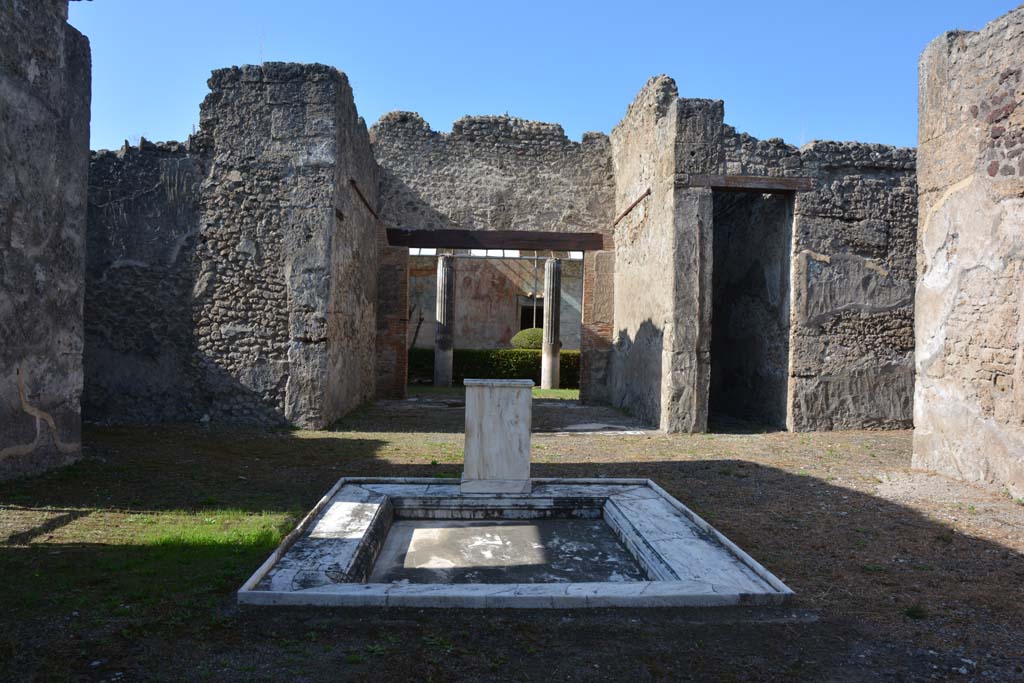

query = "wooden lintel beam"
[[676, 174, 815, 193], [386, 228, 612, 252]]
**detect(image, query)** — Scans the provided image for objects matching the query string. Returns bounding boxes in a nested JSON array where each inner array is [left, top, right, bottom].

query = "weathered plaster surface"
[[722, 128, 917, 431], [609, 76, 719, 432], [914, 8, 1024, 496], [0, 0, 89, 478]]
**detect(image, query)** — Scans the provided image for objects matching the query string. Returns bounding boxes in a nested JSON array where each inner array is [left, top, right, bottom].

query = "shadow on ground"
[[1, 422, 1022, 681]]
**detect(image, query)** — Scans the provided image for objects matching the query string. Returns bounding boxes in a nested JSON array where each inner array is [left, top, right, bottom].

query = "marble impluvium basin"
[[237, 477, 792, 608]]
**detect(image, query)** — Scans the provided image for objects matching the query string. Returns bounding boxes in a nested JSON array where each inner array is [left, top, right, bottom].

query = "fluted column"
[[433, 255, 455, 387], [541, 258, 561, 389]]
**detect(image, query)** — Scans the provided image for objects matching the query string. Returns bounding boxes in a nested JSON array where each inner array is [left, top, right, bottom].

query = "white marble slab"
[[462, 379, 533, 493]]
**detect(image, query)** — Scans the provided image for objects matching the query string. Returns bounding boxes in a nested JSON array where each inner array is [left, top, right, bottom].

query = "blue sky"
[[70, 1, 1019, 151]]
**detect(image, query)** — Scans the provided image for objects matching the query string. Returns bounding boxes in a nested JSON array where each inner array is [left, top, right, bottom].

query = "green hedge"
[[510, 327, 543, 349], [408, 347, 580, 389]]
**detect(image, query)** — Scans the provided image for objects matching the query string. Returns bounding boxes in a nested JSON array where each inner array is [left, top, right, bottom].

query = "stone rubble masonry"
[[76, 64, 920, 435], [609, 76, 719, 432], [914, 7, 1024, 497], [85, 140, 205, 423], [195, 63, 380, 429], [84, 63, 381, 429], [721, 127, 917, 431], [0, 0, 90, 479], [369, 112, 615, 234]]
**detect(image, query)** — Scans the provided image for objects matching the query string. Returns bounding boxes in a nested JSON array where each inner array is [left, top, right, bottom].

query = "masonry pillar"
[[434, 255, 455, 387], [541, 258, 562, 389]]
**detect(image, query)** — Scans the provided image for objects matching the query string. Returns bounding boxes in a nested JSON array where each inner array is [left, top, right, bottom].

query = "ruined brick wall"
[[407, 255, 583, 350], [0, 0, 89, 478], [722, 127, 917, 431], [84, 141, 205, 423], [609, 76, 720, 432], [914, 7, 1024, 496]]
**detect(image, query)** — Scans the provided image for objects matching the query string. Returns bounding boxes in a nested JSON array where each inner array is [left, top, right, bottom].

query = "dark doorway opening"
[[519, 297, 543, 330], [708, 192, 793, 431]]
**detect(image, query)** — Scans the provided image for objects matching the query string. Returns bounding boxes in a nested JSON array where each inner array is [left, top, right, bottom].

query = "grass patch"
[[531, 388, 579, 400]]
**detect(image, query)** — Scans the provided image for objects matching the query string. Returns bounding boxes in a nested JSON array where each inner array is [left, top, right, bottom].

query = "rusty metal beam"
[[613, 188, 652, 227]]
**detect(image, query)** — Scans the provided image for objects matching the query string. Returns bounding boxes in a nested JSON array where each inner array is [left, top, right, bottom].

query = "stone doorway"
[[708, 192, 795, 431]]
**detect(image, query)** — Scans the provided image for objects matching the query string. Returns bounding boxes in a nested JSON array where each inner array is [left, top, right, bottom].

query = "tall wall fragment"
[[85, 141, 205, 423], [914, 8, 1024, 496], [84, 63, 380, 429], [0, 0, 90, 479], [608, 76, 720, 432]]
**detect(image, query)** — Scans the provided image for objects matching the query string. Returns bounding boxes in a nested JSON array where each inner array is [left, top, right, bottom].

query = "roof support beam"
[[676, 174, 815, 193], [386, 228, 612, 251]]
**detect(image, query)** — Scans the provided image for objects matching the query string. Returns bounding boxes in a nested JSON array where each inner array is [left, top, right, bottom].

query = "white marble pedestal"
[[461, 379, 533, 494]]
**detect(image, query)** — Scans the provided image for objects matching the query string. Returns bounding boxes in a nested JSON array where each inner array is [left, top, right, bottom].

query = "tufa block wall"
[[914, 8, 1024, 496], [0, 0, 90, 479]]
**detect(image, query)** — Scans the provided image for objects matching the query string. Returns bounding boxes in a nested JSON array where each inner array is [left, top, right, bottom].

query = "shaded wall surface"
[[85, 142, 204, 423], [408, 256, 583, 351], [84, 63, 380, 429], [722, 129, 917, 431], [0, 0, 90, 479], [914, 8, 1024, 496]]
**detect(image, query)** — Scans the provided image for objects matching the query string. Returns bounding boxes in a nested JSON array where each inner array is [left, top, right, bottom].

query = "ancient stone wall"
[[85, 141, 205, 423], [193, 63, 378, 428], [609, 76, 720, 432], [791, 142, 916, 430], [0, 0, 90, 479], [407, 255, 583, 350], [914, 7, 1024, 496], [370, 110, 615, 399], [722, 126, 917, 431], [370, 113, 614, 234]]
